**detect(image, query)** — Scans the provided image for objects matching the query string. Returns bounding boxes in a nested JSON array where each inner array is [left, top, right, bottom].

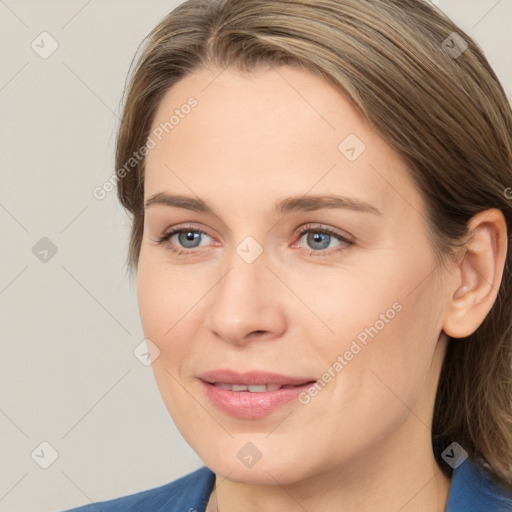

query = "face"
[[137, 65, 454, 485]]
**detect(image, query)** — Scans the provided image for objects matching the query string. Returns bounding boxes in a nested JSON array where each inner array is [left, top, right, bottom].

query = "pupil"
[[308, 232, 330, 250], [179, 231, 200, 247]]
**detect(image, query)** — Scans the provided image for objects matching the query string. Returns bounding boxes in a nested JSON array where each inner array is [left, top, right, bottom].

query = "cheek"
[[136, 257, 195, 356], [294, 264, 404, 356], [325, 276, 442, 427], [137, 265, 167, 344], [138, 244, 184, 320], [136, 260, 204, 421], [307, 251, 442, 400], [136, 255, 220, 389]]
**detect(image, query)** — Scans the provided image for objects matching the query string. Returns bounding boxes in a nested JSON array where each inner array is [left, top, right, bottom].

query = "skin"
[[137, 65, 507, 511]]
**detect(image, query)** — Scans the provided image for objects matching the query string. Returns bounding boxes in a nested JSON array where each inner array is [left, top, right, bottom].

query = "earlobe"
[[442, 208, 507, 339]]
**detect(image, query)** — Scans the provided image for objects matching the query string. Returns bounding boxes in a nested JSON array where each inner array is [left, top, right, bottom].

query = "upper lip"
[[199, 369, 317, 386]]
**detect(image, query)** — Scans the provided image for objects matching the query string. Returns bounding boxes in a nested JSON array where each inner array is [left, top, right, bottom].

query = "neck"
[[206, 424, 452, 512]]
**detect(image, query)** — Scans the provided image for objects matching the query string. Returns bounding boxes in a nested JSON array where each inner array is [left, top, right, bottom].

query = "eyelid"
[[154, 222, 355, 256], [286, 224, 354, 258], [154, 224, 216, 245], [293, 223, 354, 245]]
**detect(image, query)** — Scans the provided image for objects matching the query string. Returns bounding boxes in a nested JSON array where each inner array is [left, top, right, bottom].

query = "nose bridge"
[[206, 244, 285, 344], [220, 231, 270, 301]]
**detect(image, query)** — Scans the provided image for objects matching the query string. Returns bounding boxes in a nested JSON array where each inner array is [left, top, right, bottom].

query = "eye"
[[154, 226, 214, 253], [153, 223, 354, 258], [293, 224, 354, 256]]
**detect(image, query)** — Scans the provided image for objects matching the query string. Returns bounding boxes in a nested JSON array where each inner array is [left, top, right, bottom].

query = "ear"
[[442, 208, 508, 339]]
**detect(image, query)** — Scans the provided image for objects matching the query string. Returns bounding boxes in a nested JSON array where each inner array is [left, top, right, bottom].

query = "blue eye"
[[155, 224, 354, 257], [174, 230, 203, 249], [302, 231, 336, 250], [295, 225, 354, 255], [156, 227, 212, 251]]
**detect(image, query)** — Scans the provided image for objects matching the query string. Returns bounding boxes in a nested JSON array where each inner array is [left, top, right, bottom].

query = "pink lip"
[[198, 369, 317, 419], [199, 369, 316, 386]]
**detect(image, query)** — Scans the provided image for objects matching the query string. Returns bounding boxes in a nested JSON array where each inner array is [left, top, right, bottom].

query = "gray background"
[[0, 1, 510, 511]]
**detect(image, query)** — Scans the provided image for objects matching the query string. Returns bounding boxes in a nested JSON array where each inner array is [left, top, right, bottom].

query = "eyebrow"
[[144, 192, 382, 216]]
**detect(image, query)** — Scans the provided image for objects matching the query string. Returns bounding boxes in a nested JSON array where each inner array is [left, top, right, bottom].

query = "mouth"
[[199, 368, 316, 387], [198, 369, 317, 419], [210, 382, 312, 392]]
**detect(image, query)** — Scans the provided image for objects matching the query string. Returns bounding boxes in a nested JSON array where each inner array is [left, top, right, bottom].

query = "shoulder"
[[446, 457, 512, 512], [58, 466, 215, 512]]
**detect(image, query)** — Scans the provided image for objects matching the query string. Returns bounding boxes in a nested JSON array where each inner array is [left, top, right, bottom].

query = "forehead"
[[144, 65, 424, 218], [149, 65, 371, 150]]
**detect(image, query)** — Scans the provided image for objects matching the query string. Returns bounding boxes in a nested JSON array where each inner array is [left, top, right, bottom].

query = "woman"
[[62, 0, 512, 510]]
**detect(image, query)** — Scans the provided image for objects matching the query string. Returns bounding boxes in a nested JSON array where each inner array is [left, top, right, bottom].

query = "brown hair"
[[115, 0, 512, 488]]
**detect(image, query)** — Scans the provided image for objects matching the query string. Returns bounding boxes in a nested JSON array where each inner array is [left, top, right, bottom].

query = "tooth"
[[212, 383, 286, 392], [214, 383, 233, 390], [247, 385, 267, 392]]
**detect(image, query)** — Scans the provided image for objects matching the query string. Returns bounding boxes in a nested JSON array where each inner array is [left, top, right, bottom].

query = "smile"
[[212, 383, 303, 392]]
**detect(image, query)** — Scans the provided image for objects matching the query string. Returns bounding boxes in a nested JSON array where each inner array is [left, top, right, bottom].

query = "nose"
[[205, 250, 288, 346]]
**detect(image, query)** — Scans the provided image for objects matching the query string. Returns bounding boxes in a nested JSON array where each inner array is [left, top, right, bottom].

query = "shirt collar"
[[445, 456, 512, 511]]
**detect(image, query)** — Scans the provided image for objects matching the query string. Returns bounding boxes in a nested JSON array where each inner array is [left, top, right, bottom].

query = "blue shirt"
[[60, 457, 512, 511]]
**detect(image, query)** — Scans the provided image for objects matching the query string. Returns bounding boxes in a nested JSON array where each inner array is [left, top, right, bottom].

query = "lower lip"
[[200, 380, 315, 419]]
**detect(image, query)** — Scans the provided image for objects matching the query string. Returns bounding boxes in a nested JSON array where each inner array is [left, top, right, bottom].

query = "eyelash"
[[154, 223, 354, 258]]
